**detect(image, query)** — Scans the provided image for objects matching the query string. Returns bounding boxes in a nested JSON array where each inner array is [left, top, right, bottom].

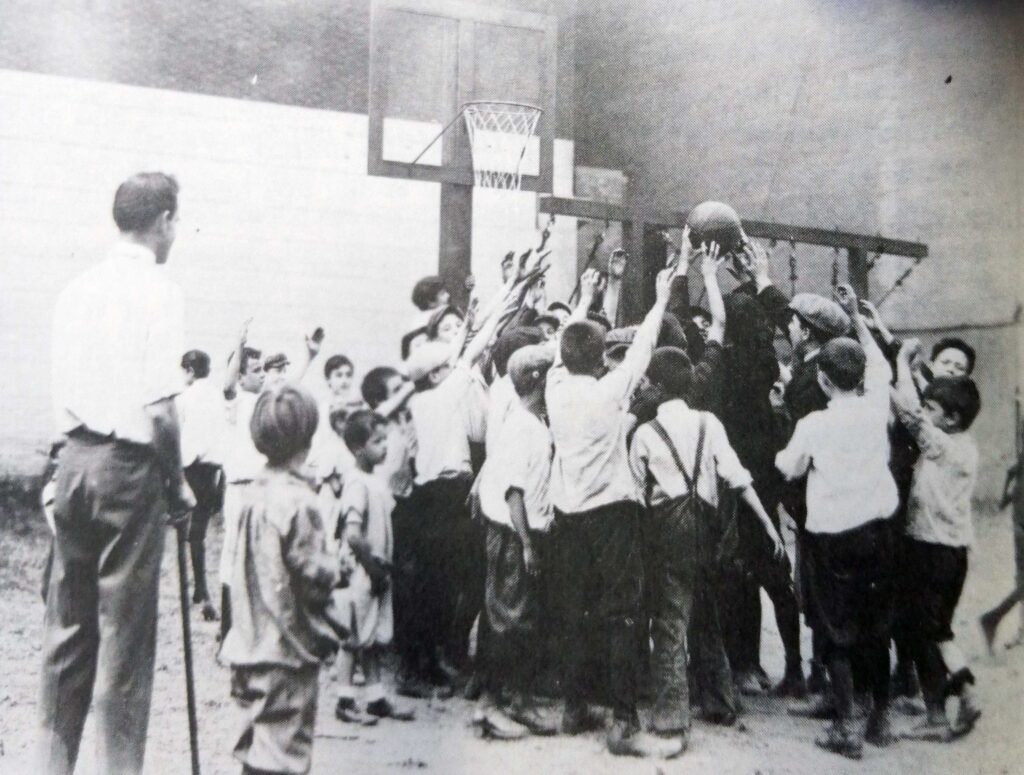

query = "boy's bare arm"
[[608, 264, 677, 400], [223, 317, 251, 399], [505, 488, 539, 576], [835, 284, 891, 389], [738, 484, 785, 560], [700, 243, 727, 344], [373, 380, 416, 419]]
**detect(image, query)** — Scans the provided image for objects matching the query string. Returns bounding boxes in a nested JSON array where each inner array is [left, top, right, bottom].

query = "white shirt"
[[546, 302, 661, 513], [891, 390, 979, 547], [484, 374, 518, 458], [222, 390, 265, 483], [52, 242, 185, 445], [775, 342, 898, 534], [629, 400, 752, 508], [479, 404, 554, 532], [177, 378, 226, 466], [409, 362, 474, 484]]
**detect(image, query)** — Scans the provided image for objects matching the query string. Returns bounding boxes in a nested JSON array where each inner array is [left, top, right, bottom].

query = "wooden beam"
[[539, 196, 928, 259], [847, 247, 870, 299]]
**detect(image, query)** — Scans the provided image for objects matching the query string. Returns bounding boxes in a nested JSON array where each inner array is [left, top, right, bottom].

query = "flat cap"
[[788, 293, 851, 340]]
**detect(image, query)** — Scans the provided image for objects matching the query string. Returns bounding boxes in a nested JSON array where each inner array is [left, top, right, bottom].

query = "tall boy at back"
[[775, 285, 898, 760], [892, 340, 982, 741], [546, 264, 682, 759]]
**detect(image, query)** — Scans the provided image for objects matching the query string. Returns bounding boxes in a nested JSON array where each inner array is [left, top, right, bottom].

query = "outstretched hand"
[[580, 267, 604, 299], [700, 241, 725, 278], [834, 283, 859, 316], [654, 262, 679, 305]]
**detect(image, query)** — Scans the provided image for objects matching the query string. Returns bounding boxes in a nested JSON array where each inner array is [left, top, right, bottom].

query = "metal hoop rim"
[[461, 100, 544, 115]]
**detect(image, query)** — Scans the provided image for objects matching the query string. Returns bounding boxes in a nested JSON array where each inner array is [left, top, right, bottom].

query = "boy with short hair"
[[473, 345, 559, 740], [775, 285, 898, 760], [333, 410, 416, 724], [892, 340, 982, 741], [178, 348, 225, 620], [546, 264, 684, 759], [219, 383, 343, 775], [630, 346, 785, 747], [220, 326, 267, 639]]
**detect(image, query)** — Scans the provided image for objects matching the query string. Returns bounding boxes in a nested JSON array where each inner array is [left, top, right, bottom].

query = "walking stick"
[[175, 521, 202, 775]]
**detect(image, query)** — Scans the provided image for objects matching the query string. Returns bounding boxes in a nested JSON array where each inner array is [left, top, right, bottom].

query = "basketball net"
[[462, 101, 542, 191]]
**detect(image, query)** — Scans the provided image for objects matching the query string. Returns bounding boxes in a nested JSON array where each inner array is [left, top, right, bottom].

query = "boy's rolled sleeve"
[[776, 419, 812, 480], [891, 388, 950, 461]]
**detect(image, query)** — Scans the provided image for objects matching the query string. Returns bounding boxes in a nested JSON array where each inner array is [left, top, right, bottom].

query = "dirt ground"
[[2, 507, 1023, 775]]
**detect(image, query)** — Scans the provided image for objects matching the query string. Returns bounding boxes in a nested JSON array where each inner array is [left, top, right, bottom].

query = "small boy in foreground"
[[219, 383, 344, 775], [333, 410, 416, 724], [892, 340, 982, 741]]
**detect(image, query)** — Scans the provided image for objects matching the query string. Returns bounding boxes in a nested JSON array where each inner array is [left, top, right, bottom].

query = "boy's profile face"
[[182, 366, 196, 387], [358, 426, 389, 466], [327, 364, 354, 395], [264, 366, 286, 388], [551, 308, 569, 326], [240, 357, 265, 393], [384, 374, 406, 400], [931, 347, 970, 379], [923, 397, 959, 431], [787, 313, 808, 350], [692, 314, 711, 341], [432, 289, 451, 309], [538, 320, 556, 341]]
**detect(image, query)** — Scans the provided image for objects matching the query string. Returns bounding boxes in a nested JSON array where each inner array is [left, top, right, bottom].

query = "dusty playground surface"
[[1, 506, 1022, 774]]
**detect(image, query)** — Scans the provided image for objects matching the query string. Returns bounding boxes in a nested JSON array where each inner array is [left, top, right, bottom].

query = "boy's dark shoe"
[[606, 722, 685, 759], [736, 670, 764, 696], [772, 667, 808, 699], [509, 704, 558, 736], [699, 708, 737, 727], [561, 703, 605, 735], [865, 707, 896, 747], [396, 673, 434, 699], [462, 670, 483, 701], [197, 599, 219, 622], [814, 720, 863, 760], [366, 697, 415, 721], [335, 698, 378, 726]]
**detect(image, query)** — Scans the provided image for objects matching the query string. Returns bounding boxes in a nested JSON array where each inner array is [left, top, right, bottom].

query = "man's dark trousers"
[[37, 433, 166, 775]]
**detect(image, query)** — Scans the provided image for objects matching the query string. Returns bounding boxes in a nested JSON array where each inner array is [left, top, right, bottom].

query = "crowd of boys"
[[43, 175, 1002, 775]]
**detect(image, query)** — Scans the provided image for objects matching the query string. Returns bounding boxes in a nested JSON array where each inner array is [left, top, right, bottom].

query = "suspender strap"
[[649, 413, 706, 496]]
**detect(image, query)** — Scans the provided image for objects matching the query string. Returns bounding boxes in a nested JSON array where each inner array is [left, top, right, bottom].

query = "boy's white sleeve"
[[776, 417, 813, 480], [890, 387, 951, 461], [601, 305, 660, 405], [628, 428, 651, 497], [707, 415, 753, 490]]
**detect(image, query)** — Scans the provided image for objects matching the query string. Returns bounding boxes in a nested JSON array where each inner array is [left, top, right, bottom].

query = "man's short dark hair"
[[181, 349, 210, 379], [492, 326, 544, 377], [112, 172, 178, 233], [646, 347, 693, 398], [362, 366, 401, 409], [930, 337, 976, 375], [240, 346, 262, 374], [817, 337, 866, 391], [342, 409, 387, 453], [924, 376, 981, 431], [560, 321, 605, 375], [411, 276, 448, 311], [324, 354, 353, 380]]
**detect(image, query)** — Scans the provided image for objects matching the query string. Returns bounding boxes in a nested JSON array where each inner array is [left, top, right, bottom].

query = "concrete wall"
[[573, 0, 1023, 496], [0, 68, 441, 473]]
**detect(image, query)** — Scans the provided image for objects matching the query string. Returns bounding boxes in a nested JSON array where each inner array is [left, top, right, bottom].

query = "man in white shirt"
[[178, 349, 226, 620], [40, 173, 194, 775], [546, 265, 683, 759], [775, 285, 898, 760]]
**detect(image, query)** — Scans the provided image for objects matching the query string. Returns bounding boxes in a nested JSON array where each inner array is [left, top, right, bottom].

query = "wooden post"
[[439, 183, 473, 309], [847, 247, 869, 299]]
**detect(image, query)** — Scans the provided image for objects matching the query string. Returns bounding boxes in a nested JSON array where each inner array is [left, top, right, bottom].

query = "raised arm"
[[374, 380, 416, 420], [223, 318, 251, 399], [602, 248, 627, 326], [699, 242, 727, 344], [292, 327, 323, 384], [835, 284, 891, 391], [459, 280, 517, 367]]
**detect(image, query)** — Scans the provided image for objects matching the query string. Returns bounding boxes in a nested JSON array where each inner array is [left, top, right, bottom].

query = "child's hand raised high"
[[654, 262, 679, 306], [833, 283, 859, 317]]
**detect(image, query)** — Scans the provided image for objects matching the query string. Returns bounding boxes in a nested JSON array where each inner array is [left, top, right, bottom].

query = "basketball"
[[686, 201, 744, 254]]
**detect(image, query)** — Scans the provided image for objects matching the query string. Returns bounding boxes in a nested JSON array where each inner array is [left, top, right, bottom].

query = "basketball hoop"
[[462, 101, 542, 190]]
